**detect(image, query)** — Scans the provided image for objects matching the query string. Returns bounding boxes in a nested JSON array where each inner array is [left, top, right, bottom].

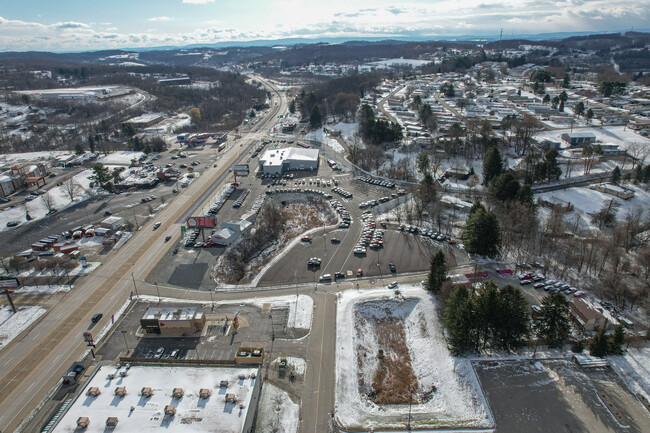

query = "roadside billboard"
[[186, 216, 217, 228], [233, 164, 250, 176], [0, 277, 19, 289]]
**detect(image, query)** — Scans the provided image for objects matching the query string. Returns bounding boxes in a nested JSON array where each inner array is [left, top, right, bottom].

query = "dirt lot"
[[475, 359, 650, 433]]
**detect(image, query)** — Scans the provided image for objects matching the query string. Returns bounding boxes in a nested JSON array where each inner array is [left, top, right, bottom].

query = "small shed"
[[114, 386, 127, 397], [76, 417, 90, 429]]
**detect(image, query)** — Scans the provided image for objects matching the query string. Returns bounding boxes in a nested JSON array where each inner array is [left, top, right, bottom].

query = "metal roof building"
[[258, 147, 319, 175]]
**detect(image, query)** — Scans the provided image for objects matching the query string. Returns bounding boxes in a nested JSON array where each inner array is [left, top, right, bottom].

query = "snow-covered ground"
[[304, 127, 345, 153], [536, 125, 650, 152], [538, 184, 650, 230], [15, 284, 71, 295], [0, 169, 98, 231], [0, 305, 46, 348], [271, 356, 306, 377], [609, 346, 650, 402], [255, 383, 299, 433], [96, 151, 145, 166], [52, 365, 260, 433], [0, 151, 72, 165], [335, 285, 492, 430]]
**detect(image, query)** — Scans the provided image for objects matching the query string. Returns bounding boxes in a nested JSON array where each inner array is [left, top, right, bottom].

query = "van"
[[319, 274, 332, 283]]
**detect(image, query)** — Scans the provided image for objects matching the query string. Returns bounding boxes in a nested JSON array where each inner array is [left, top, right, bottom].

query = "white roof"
[[259, 147, 319, 167]]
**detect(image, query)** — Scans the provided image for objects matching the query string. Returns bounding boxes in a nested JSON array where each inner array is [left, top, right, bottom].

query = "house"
[[591, 183, 634, 200], [561, 132, 596, 146], [570, 299, 617, 332]]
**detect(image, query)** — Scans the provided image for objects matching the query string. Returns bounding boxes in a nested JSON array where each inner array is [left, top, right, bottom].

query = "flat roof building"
[[140, 307, 206, 334], [561, 132, 596, 146], [258, 147, 319, 175]]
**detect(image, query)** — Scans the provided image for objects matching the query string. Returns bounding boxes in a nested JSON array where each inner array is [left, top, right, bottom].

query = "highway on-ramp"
[[0, 77, 287, 433]]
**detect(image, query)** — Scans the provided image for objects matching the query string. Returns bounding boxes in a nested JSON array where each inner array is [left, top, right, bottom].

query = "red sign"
[[0, 278, 19, 289], [186, 216, 217, 228], [83, 332, 93, 342]]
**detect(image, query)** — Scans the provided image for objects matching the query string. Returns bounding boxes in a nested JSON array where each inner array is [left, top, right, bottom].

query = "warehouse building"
[[140, 307, 206, 334], [258, 147, 319, 175]]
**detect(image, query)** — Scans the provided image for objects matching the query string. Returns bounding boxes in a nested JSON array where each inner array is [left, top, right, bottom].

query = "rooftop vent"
[[76, 417, 90, 429], [172, 387, 184, 398], [199, 388, 211, 399], [164, 405, 176, 416], [106, 416, 119, 427], [114, 386, 127, 397], [86, 387, 101, 397], [141, 387, 153, 398]]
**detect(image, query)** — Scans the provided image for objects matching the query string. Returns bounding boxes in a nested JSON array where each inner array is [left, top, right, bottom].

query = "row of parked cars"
[[330, 199, 351, 229], [207, 182, 239, 216], [355, 211, 381, 255], [399, 224, 455, 244], [356, 175, 395, 189], [519, 273, 585, 297], [331, 187, 353, 199]]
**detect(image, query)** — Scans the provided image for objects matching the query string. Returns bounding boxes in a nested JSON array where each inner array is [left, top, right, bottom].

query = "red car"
[[356, 269, 363, 277], [301, 236, 312, 242]]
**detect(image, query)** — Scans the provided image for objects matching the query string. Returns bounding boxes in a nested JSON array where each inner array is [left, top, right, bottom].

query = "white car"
[[388, 281, 398, 289]]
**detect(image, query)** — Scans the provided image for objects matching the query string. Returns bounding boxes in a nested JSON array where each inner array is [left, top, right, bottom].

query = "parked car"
[[154, 347, 164, 358], [301, 236, 312, 242], [388, 281, 398, 289], [6, 221, 19, 227], [389, 262, 396, 272], [357, 268, 363, 277]]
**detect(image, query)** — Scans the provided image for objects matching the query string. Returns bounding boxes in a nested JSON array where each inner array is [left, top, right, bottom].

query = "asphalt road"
[[0, 76, 288, 432]]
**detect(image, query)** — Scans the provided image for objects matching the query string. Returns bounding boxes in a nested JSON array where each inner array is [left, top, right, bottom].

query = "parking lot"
[[475, 359, 650, 433], [96, 301, 302, 362]]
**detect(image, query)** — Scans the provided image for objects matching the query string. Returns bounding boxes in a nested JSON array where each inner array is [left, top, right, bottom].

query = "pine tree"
[[491, 172, 521, 202], [426, 250, 447, 293], [589, 327, 610, 357], [611, 166, 622, 185], [482, 145, 503, 185], [516, 184, 535, 206], [610, 325, 625, 355], [634, 164, 644, 183], [537, 292, 571, 348], [463, 206, 501, 257], [495, 285, 530, 351], [309, 104, 322, 129], [443, 285, 474, 355], [289, 99, 296, 114]]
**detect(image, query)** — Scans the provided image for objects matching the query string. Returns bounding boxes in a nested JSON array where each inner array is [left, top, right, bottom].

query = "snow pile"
[[0, 305, 46, 348], [335, 286, 492, 430], [17, 285, 71, 295], [609, 346, 650, 402], [271, 356, 306, 377], [304, 128, 345, 153], [255, 383, 299, 433], [245, 295, 313, 331]]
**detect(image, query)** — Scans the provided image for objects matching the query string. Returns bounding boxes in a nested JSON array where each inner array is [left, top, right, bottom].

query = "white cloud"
[[148, 16, 172, 22]]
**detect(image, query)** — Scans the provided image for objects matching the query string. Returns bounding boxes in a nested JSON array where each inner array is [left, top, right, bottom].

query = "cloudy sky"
[[0, 0, 648, 52]]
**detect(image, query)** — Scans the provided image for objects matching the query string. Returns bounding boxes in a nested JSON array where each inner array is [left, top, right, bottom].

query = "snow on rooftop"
[[335, 285, 492, 430], [53, 365, 260, 433], [96, 151, 145, 166]]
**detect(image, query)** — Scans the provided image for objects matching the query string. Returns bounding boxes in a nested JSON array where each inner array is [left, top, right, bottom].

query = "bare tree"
[[40, 193, 56, 214], [62, 178, 81, 203], [626, 142, 649, 169]]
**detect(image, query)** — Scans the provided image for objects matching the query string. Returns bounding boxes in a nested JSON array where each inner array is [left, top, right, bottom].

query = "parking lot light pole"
[[155, 281, 160, 303], [377, 263, 384, 286], [121, 330, 129, 352]]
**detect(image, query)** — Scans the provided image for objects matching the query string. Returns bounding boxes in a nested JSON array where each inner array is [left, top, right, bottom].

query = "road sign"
[[186, 216, 217, 228], [0, 278, 19, 289], [83, 332, 93, 342], [180, 225, 186, 233]]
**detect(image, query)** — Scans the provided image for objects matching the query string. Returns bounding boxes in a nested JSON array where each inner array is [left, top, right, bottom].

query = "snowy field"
[[0, 169, 97, 232], [254, 383, 299, 433], [538, 184, 650, 230], [0, 305, 46, 348], [610, 346, 650, 402], [96, 151, 145, 165], [536, 125, 649, 151], [304, 127, 345, 153], [52, 365, 259, 433], [335, 286, 492, 430]]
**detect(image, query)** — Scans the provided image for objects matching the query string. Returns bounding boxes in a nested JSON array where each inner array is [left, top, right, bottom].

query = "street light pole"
[[131, 273, 139, 298], [121, 330, 129, 352], [155, 281, 160, 303]]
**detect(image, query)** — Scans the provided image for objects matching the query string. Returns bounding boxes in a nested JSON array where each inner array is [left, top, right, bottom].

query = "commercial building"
[[140, 307, 206, 334], [258, 147, 319, 175], [210, 219, 252, 246], [0, 164, 48, 198], [570, 299, 618, 332], [126, 113, 164, 130]]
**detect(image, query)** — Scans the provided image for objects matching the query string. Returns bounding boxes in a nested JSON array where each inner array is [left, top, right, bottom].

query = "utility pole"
[[131, 273, 139, 298], [132, 209, 139, 230], [155, 281, 161, 303]]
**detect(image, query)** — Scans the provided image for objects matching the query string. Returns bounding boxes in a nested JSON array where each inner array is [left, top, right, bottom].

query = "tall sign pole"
[[0, 278, 19, 313]]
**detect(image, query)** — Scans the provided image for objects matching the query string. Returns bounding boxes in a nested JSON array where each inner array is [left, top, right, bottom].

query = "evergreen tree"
[[644, 165, 650, 183], [586, 108, 594, 123], [463, 206, 501, 257], [495, 285, 530, 351], [309, 104, 322, 129], [491, 172, 521, 202], [89, 163, 112, 187], [88, 135, 96, 153], [634, 164, 644, 184], [426, 250, 447, 293], [611, 165, 622, 185], [610, 325, 625, 355], [559, 100, 565, 112], [416, 152, 430, 176], [537, 292, 571, 348], [482, 145, 503, 186], [574, 101, 585, 116], [544, 149, 562, 181], [589, 327, 610, 357], [542, 94, 550, 104], [74, 143, 85, 155], [288, 99, 296, 114], [562, 73, 571, 88], [517, 184, 535, 206], [475, 282, 501, 350], [443, 285, 474, 355]]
